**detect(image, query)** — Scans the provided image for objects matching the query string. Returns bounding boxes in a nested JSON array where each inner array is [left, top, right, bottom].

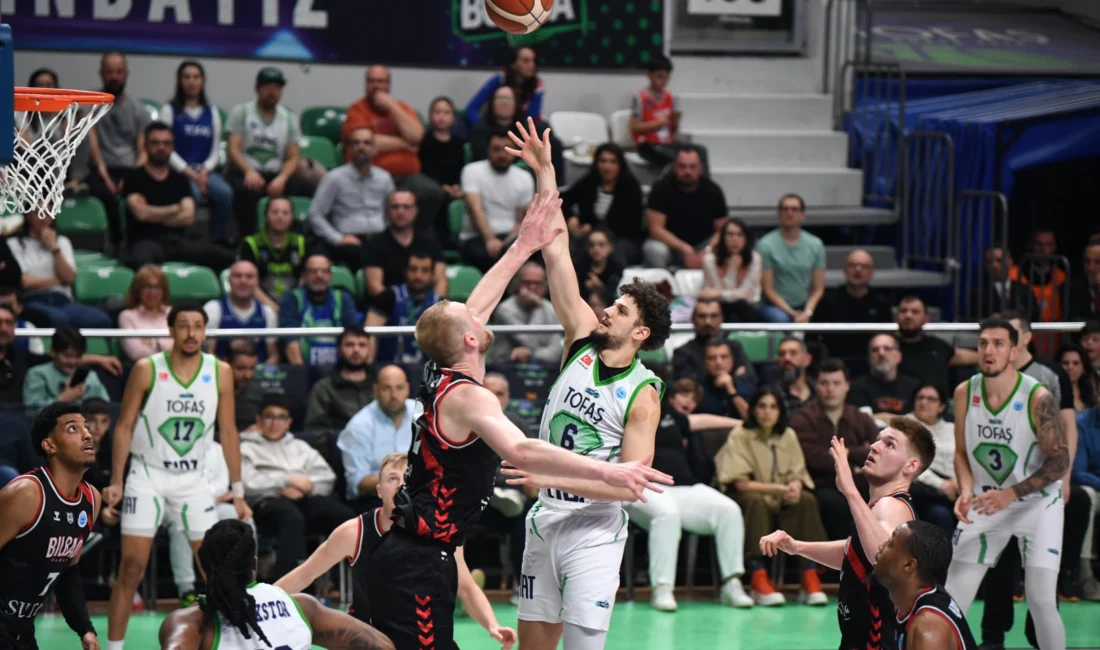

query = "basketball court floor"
[[32, 599, 1100, 649]]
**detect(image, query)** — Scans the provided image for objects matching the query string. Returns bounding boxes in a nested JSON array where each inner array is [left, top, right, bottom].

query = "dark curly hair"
[[619, 278, 671, 351]]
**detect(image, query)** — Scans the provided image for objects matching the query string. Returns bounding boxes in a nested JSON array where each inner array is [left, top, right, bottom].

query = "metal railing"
[[901, 131, 955, 273], [822, 0, 870, 95], [955, 190, 1010, 320]]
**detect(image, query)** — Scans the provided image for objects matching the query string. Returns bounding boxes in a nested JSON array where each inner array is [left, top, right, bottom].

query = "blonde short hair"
[[380, 452, 408, 475], [415, 301, 465, 367]]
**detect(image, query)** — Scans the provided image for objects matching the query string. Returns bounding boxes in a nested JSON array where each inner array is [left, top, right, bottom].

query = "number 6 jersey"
[[130, 352, 220, 472]]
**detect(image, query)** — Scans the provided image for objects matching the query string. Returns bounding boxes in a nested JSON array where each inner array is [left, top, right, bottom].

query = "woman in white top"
[[701, 218, 762, 322], [905, 382, 958, 534], [158, 61, 233, 240], [6, 212, 112, 328]]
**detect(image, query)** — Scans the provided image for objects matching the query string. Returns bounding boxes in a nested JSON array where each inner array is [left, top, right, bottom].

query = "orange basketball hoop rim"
[[14, 87, 114, 112]]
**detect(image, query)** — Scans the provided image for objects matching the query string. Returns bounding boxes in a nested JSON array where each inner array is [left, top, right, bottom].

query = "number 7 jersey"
[[130, 352, 220, 472], [963, 371, 1047, 498]]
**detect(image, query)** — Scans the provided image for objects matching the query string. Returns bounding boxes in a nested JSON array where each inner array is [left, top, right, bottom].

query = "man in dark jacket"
[[304, 326, 374, 440], [673, 298, 755, 386]]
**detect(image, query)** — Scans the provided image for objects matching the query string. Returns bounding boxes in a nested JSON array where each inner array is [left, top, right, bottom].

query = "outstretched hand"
[[602, 455, 674, 502], [829, 436, 858, 498], [515, 189, 565, 255], [505, 117, 553, 174]]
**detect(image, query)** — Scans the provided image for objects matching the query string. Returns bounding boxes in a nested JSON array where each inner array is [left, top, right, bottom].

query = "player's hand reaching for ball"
[[953, 492, 972, 524], [760, 530, 799, 557], [601, 455, 673, 502], [489, 625, 517, 650], [505, 117, 553, 174], [514, 189, 564, 255]]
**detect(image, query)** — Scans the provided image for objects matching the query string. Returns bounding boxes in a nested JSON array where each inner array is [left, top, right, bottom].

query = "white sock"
[[562, 622, 608, 650], [107, 640, 125, 650], [1025, 566, 1066, 650]]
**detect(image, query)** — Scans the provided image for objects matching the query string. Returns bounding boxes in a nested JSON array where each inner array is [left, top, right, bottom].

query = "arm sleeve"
[[790, 412, 834, 478], [1072, 415, 1100, 489], [813, 238, 826, 270], [302, 443, 337, 497], [464, 74, 502, 127], [785, 431, 816, 490], [225, 104, 245, 134], [368, 289, 396, 319], [337, 422, 374, 498], [263, 305, 278, 346], [277, 292, 301, 329], [307, 176, 343, 246], [202, 106, 223, 171], [630, 93, 643, 120], [84, 372, 110, 403], [287, 111, 301, 142], [58, 237, 76, 277], [339, 290, 359, 327], [526, 81, 545, 121], [714, 431, 755, 485], [1055, 364, 1075, 411], [159, 104, 189, 173], [54, 564, 95, 637], [203, 299, 222, 328], [241, 448, 289, 498], [22, 367, 49, 407]]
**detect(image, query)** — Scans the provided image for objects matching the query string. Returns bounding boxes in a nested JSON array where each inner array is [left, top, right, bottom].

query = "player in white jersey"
[[103, 302, 253, 650], [944, 317, 1070, 650], [160, 519, 394, 650], [503, 118, 672, 650]]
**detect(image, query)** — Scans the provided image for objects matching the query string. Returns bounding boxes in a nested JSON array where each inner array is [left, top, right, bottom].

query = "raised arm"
[[276, 517, 358, 594], [216, 361, 252, 522], [294, 593, 395, 650], [832, 436, 912, 563], [505, 118, 600, 350]]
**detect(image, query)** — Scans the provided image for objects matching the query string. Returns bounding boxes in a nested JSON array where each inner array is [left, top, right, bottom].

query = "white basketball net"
[[3, 101, 112, 219]]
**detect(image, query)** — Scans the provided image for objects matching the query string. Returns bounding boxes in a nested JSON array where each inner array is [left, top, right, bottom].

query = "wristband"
[[231, 481, 245, 499]]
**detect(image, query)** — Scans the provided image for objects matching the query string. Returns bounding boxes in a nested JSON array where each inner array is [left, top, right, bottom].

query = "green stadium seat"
[[219, 267, 230, 294], [73, 251, 118, 268], [463, 141, 473, 165], [447, 199, 465, 240], [334, 142, 343, 164], [256, 195, 312, 230], [85, 337, 111, 357], [637, 348, 669, 366], [55, 196, 108, 237], [216, 106, 228, 139], [331, 265, 358, 298], [729, 331, 772, 364], [298, 135, 337, 169], [165, 266, 222, 302], [445, 265, 481, 302], [140, 99, 160, 120], [355, 268, 366, 298], [75, 266, 134, 304], [299, 106, 347, 145]]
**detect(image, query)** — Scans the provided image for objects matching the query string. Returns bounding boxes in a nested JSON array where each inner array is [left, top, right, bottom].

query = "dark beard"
[[103, 81, 125, 96], [178, 345, 201, 358], [980, 362, 1011, 378], [339, 358, 368, 373], [781, 367, 802, 384], [589, 330, 610, 350], [898, 327, 921, 340]]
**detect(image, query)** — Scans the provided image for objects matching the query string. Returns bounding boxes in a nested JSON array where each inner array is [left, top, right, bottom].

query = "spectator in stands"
[[366, 251, 440, 365], [342, 65, 445, 226], [86, 51, 149, 246], [23, 327, 109, 408], [82, 398, 113, 493], [158, 60, 234, 240], [229, 341, 264, 433], [756, 194, 825, 324], [0, 355, 36, 482], [643, 147, 727, 269], [629, 55, 707, 172], [0, 238, 23, 294], [1012, 227, 1067, 329], [239, 196, 306, 310], [715, 387, 828, 606], [468, 87, 564, 181], [118, 264, 174, 362], [459, 130, 534, 272], [124, 121, 236, 271], [969, 245, 1033, 319], [0, 288, 45, 354], [847, 333, 920, 421], [304, 326, 374, 441], [561, 143, 645, 266], [1070, 236, 1100, 321], [465, 46, 544, 129], [1006, 310, 1076, 420], [572, 227, 623, 300], [278, 253, 360, 368], [789, 359, 877, 541], [225, 67, 312, 239], [812, 249, 892, 361], [1060, 344, 1098, 413], [337, 364, 415, 512], [204, 260, 279, 363], [773, 337, 815, 416], [243, 393, 353, 580], [701, 218, 762, 322], [904, 383, 957, 534], [419, 97, 467, 202], [672, 298, 755, 387], [1081, 320, 1100, 384], [490, 262, 563, 366], [1074, 402, 1100, 600], [697, 338, 753, 419], [625, 378, 753, 611], [7, 212, 111, 328], [0, 304, 43, 405], [363, 190, 447, 298], [308, 126, 394, 269], [895, 296, 977, 392]]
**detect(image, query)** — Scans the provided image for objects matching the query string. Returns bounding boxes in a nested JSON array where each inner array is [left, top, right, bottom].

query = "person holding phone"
[[23, 327, 109, 409]]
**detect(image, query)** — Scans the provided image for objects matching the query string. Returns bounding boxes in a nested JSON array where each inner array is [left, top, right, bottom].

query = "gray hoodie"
[[240, 430, 337, 500]]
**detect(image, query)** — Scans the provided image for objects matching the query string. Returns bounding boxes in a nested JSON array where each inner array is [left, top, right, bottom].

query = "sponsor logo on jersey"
[[201, 374, 212, 383], [5, 600, 44, 619], [563, 386, 606, 424], [973, 396, 981, 404], [77, 511, 87, 528], [158, 372, 168, 381], [165, 397, 206, 416], [580, 355, 593, 367], [46, 535, 83, 560], [975, 424, 1013, 442], [52, 511, 60, 522], [615, 387, 627, 400], [1048, 548, 1060, 555], [585, 388, 600, 399], [66, 512, 73, 524], [1014, 401, 1024, 411], [596, 600, 610, 609]]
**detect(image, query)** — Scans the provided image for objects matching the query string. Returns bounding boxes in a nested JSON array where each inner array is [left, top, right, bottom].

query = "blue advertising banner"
[[4, 0, 665, 68]]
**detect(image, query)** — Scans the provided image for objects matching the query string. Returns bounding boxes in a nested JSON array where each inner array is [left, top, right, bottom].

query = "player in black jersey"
[[275, 453, 516, 648], [364, 190, 673, 650], [762, 418, 936, 650], [875, 521, 978, 650], [0, 402, 102, 650]]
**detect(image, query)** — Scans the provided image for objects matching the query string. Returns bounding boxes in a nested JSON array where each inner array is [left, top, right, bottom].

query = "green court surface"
[[32, 599, 1100, 649]]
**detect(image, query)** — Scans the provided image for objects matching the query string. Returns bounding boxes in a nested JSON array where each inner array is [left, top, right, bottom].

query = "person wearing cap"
[[225, 67, 315, 241], [241, 392, 355, 580]]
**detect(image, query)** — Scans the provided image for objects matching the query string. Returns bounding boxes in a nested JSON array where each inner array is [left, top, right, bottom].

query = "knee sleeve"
[[561, 622, 608, 650]]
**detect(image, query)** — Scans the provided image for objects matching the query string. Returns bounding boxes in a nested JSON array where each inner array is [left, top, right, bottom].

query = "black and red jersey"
[[838, 491, 915, 650], [896, 585, 978, 650], [348, 508, 387, 623], [391, 362, 500, 547]]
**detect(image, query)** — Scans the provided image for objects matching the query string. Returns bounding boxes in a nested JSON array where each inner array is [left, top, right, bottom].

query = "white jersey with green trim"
[[130, 352, 220, 473], [212, 582, 312, 650], [964, 371, 1059, 500], [537, 338, 664, 514]]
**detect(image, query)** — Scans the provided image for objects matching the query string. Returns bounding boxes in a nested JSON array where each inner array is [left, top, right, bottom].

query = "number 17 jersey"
[[131, 352, 220, 472]]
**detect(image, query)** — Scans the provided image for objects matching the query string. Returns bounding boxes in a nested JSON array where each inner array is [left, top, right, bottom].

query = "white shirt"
[[7, 234, 76, 299], [459, 161, 535, 241]]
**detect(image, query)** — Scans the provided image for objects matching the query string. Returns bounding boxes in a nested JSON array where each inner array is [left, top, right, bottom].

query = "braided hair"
[[198, 519, 272, 647]]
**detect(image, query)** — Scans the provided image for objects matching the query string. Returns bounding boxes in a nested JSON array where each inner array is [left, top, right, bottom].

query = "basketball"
[[484, 0, 554, 34]]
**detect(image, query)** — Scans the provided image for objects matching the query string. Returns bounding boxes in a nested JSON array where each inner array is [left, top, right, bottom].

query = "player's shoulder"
[[908, 608, 958, 648], [159, 604, 212, 649], [871, 493, 916, 524], [0, 473, 44, 502]]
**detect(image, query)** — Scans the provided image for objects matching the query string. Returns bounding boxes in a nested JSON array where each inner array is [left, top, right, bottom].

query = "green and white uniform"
[[952, 372, 1064, 570], [122, 352, 222, 541], [224, 102, 300, 174], [211, 583, 312, 650], [518, 338, 663, 631]]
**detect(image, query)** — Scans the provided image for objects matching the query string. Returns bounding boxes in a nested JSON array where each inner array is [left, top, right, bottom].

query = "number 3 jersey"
[[537, 338, 664, 514], [964, 372, 1057, 498], [131, 352, 220, 471]]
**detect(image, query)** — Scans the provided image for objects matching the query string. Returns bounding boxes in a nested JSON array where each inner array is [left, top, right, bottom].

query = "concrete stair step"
[[711, 167, 863, 208], [691, 129, 848, 168], [679, 93, 833, 132], [671, 58, 822, 94], [826, 268, 953, 289], [731, 206, 897, 228]]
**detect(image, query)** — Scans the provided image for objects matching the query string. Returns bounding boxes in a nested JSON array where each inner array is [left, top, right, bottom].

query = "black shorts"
[[0, 623, 36, 650], [366, 527, 459, 650]]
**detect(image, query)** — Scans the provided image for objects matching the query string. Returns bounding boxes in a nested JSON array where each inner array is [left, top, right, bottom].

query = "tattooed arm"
[[293, 593, 395, 650], [1010, 387, 1070, 499]]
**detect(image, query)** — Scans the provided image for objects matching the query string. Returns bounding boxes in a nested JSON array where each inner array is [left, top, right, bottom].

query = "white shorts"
[[952, 488, 1065, 571], [120, 461, 219, 541], [517, 502, 628, 632]]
